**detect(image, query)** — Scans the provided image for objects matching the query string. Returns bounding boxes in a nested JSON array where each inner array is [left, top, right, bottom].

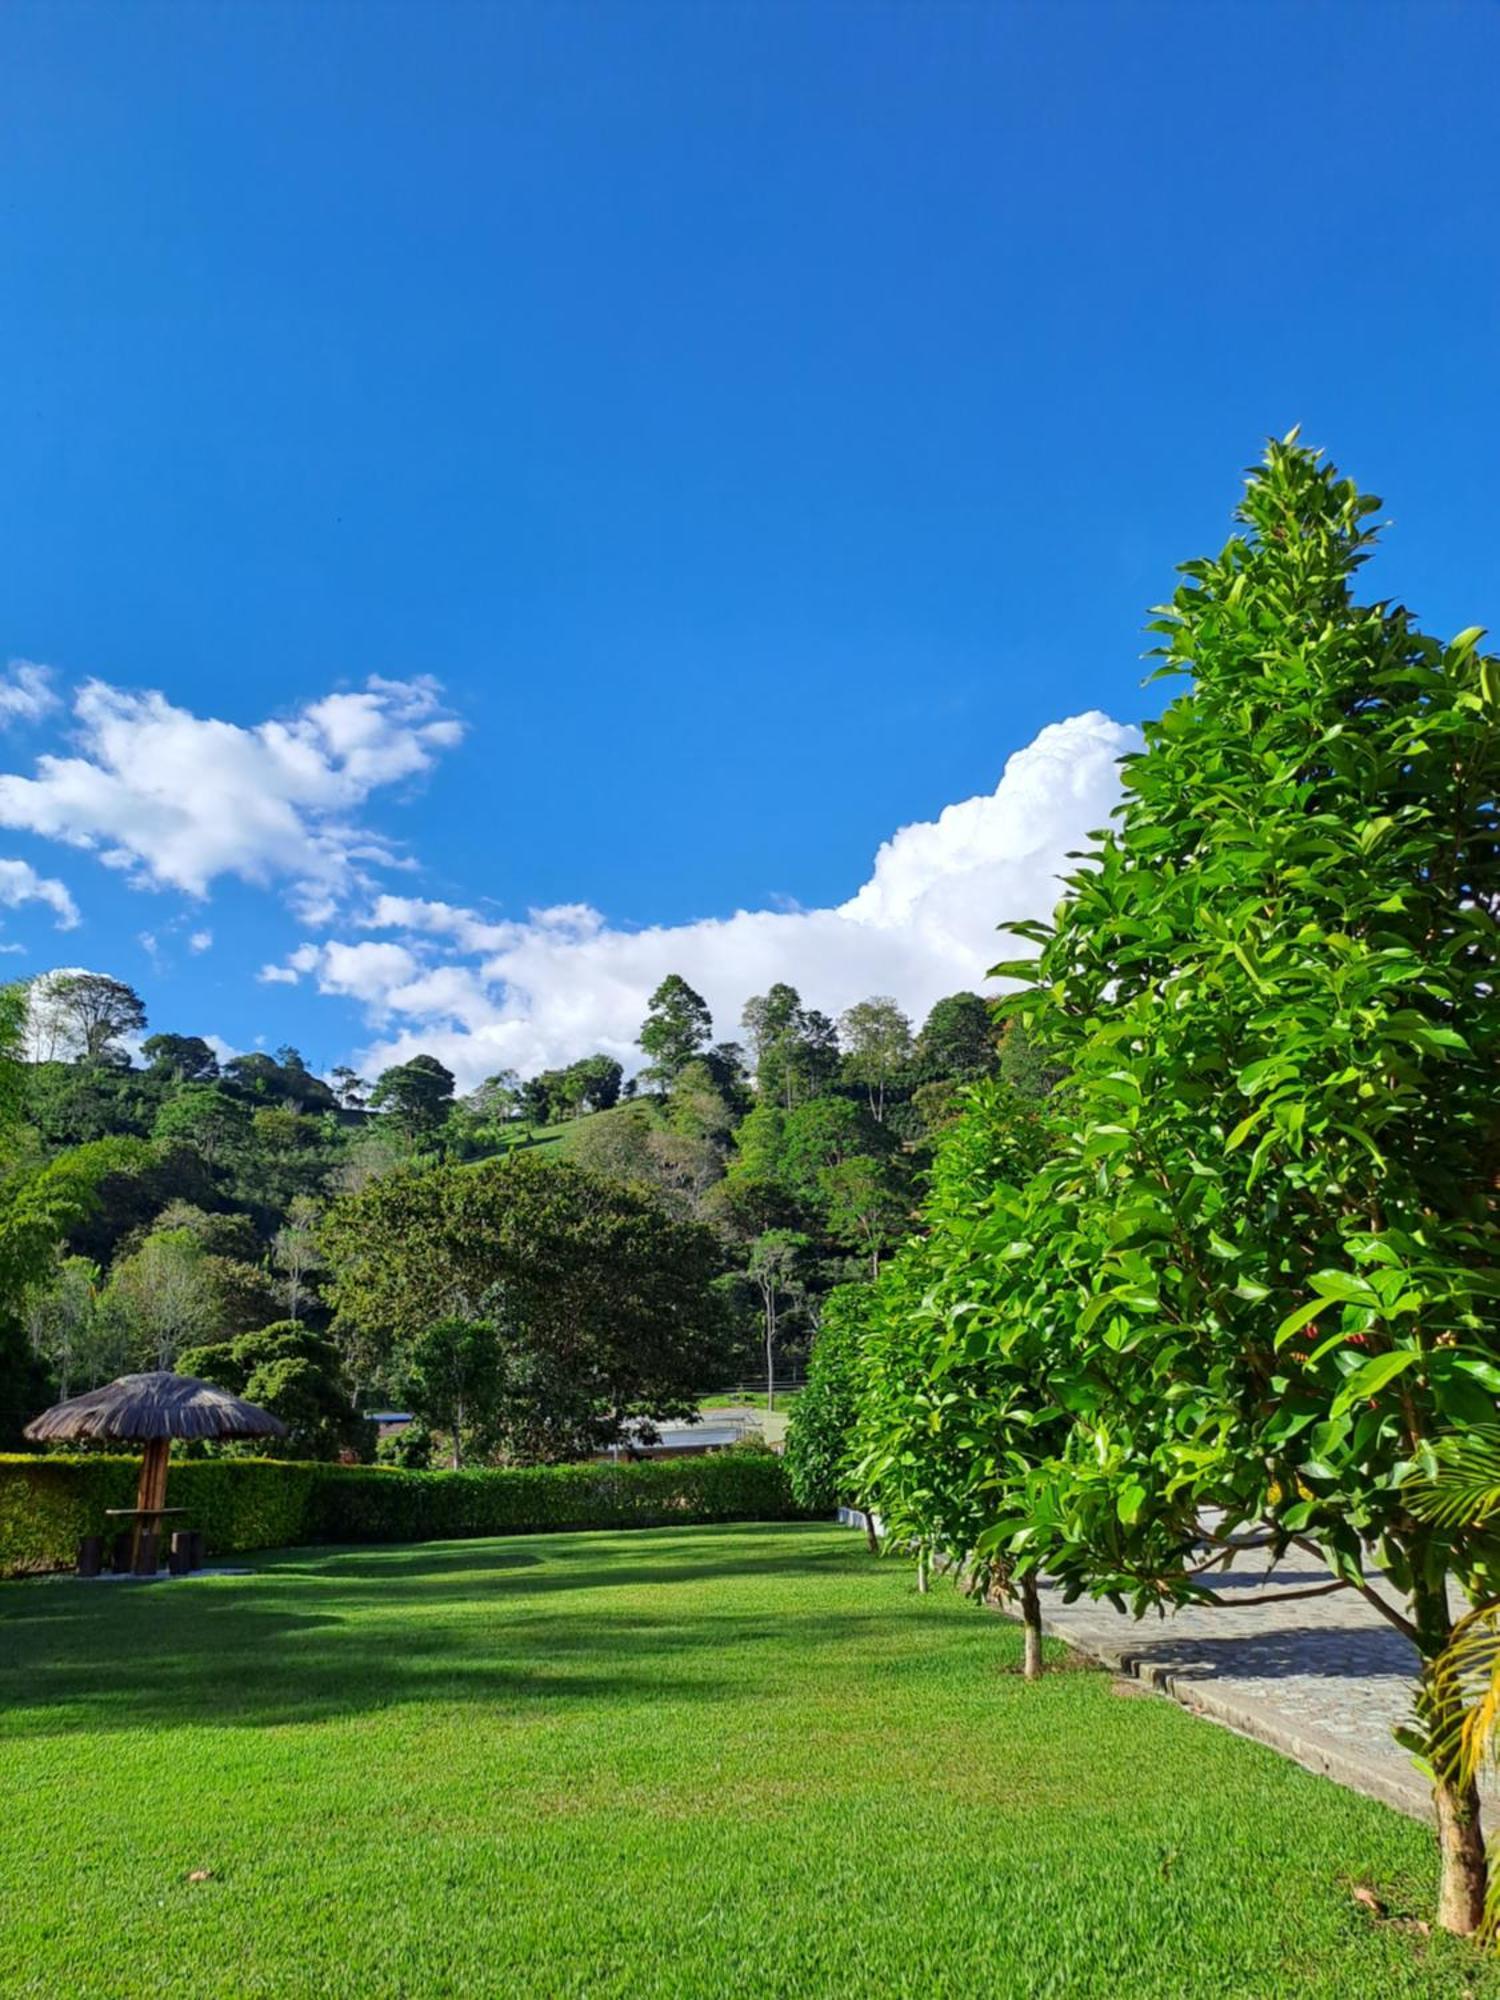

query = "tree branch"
[[1199, 1578, 1349, 1609], [1289, 1534, 1420, 1644]]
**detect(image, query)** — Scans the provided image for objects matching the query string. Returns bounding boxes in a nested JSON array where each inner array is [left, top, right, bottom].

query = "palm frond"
[[1425, 1598, 1500, 1787], [1406, 1430, 1500, 1531]]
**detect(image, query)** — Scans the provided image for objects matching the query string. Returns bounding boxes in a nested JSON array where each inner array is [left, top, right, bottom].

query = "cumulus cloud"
[[0, 856, 80, 930], [0, 674, 462, 917], [0, 662, 60, 729], [264, 711, 1136, 1090], [188, 929, 213, 954]]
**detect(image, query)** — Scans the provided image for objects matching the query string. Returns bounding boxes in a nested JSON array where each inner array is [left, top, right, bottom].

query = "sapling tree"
[[983, 435, 1500, 1928], [785, 1284, 878, 1547], [853, 1075, 1060, 1675]]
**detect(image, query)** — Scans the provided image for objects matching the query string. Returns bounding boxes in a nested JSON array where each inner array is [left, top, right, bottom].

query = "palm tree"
[[1407, 1430, 1500, 1935]]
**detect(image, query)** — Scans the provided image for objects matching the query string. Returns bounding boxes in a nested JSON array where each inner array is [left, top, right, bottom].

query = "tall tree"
[[179, 1322, 370, 1461], [30, 970, 147, 1065], [369, 1054, 456, 1138], [272, 1194, 324, 1323], [741, 984, 839, 1109], [100, 1226, 216, 1369], [747, 1229, 809, 1411], [403, 1318, 506, 1468], [558, 1054, 623, 1116], [329, 1066, 369, 1110], [837, 997, 913, 1122], [322, 1155, 730, 1461], [914, 992, 997, 1082], [141, 1034, 220, 1082], [638, 975, 712, 1090], [937, 436, 1500, 1929], [0, 983, 139, 1439], [151, 1085, 252, 1168]]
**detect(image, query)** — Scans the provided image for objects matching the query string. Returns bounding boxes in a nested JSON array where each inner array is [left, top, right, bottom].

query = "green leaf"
[[1329, 1349, 1418, 1419], [1275, 1298, 1327, 1348]]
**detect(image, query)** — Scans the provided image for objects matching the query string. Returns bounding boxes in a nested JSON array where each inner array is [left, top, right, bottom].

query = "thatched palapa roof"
[[24, 1372, 288, 1445]]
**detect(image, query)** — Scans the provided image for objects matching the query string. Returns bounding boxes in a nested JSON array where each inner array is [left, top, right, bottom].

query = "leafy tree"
[[778, 1097, 878, 1198], [935, 435, 1500, 1926], [516, 1075, 555, 1126], [467, 1070, 521, 1121], [0, 983, 139, 1437], [272, 1193, 324, 1322], [235, 1106, 331, 1219], [369, 1054, 457, 1138], [141, 1034, 219, 1082], [996, 1020, 1061, 1102], [853, 1076, 1059, 1674], [329, 1066, 369, 1110], [741, 985, 839, 1109], [820, 1156, 908, 1280], [638, 974, 713, 1089], [914, 992, 996, 1082], [404, 1318, 506, 1468], [152, 1085, 251, 1168], [58, 1140, 217, 1270], [142, 1201, 260, 1263], [562, 1054, 623, 1116], [23, 1060, 163, 1145], [179, 1321, 371, 1461], [838, 997, 913, 1122], [567, 1102, 661, 1188], [23, 1256, 105, 1402], [785, 1283, 873, 1520], [223, 1049, 336, 1111], [28, 970, 146, 1065], [322, 1155, 730, 1461], [98, 1225, 216, 1369], [726, 1103, 786, 1189], [774, 1097, 906, 1275], [746, 1229, 810, 1411]]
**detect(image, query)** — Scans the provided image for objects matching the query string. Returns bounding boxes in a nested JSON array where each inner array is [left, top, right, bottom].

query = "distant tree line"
[[4, 958, 1030, 1462]]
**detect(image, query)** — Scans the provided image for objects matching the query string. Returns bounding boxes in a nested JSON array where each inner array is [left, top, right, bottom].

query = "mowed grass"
[[1, 1525, 1494, 1999]]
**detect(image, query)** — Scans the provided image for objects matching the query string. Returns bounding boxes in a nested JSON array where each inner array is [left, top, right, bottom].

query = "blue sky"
[[1, 2, 1496, 1084]]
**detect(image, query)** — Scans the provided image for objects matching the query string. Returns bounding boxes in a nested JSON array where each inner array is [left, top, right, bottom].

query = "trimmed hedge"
[[0, 1449, 802, 1577]]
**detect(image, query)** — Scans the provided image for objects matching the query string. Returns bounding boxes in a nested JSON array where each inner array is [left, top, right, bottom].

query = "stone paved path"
[[1028, 1540, 1440, 1819]]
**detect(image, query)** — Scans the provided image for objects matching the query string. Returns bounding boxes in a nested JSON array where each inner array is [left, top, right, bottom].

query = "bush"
[[0, 1449, 801, 1576], [785, 1285, 871, 1514]]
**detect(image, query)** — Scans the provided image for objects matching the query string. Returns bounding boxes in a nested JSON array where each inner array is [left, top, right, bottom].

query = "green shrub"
[[785, 1285, 871, 1514], [0, 1449, 801, 1576]]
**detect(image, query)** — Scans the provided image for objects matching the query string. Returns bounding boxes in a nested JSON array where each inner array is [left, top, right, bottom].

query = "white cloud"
[[0, 662, 60, 729], [188, 930, 213, 954], [0, 856, 80, 930], [265, 710, 1136, 1090], [0, 674, 463, 915]]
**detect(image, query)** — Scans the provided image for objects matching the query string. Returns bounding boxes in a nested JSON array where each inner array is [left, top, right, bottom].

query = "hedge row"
[[0, 1449, 803, 1577]]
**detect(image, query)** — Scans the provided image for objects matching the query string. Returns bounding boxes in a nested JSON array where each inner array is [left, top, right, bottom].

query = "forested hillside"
[[2, 965, 1041, 1463]]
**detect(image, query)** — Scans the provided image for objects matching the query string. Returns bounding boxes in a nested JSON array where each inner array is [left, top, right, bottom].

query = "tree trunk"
[[862, 1509, 879, 1554], [1434, 1767, 1487, 1935], [1020, 1572, 1044, 1682], [764, 1293, 776, 1412], [1411, 1566, 1488, 1934], [916, 1547, 929, 1594]]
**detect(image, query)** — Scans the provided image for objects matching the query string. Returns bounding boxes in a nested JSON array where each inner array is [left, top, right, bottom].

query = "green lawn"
[[698, 1389, 804, 1411], [1, 1523, 1492, 1998]]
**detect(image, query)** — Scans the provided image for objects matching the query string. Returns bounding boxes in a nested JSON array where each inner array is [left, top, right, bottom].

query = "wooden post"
[[133, 1437, 170, 1575]]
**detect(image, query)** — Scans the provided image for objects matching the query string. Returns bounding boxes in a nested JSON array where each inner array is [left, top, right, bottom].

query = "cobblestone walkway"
[[1029, 1541, 1440, 1819]]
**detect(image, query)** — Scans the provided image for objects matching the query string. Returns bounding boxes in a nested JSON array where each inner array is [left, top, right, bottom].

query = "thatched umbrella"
[[25, 1372, 287, 1574]]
